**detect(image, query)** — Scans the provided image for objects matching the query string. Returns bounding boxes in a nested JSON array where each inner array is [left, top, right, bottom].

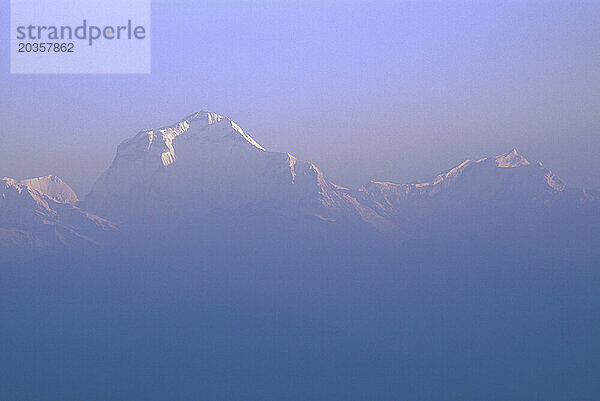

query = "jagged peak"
[[169, 111, 265, 150], [1, 177, 17, 185], [115, 111, 266, 168], [183, 110, 224, 125], [494, 148, 530, 168], [1, 177, 52, 210], [19, 175, 79, 203]]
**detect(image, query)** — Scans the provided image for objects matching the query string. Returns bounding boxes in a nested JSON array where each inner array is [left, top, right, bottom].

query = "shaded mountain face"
[[0, 177, 114, 258], [83, 111, 391, 233]]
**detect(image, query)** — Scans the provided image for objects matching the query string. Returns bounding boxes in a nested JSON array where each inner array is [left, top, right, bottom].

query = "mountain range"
[[3, 111, 600, 401], [2, 111, 597, 258]]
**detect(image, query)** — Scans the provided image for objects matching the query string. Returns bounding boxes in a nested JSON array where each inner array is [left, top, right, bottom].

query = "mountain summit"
[[84, 111, 388, 230], [112, 111, 265, 169], [494, 148, 530, 168], [19, 175, 79, 203]]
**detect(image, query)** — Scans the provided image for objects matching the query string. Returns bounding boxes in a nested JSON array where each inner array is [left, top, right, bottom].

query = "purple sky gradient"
[[1, 0, 599, 195]]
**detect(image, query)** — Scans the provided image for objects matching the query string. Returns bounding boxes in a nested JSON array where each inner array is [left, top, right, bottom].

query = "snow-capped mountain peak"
[[19, 175, 79, 204], [113, 111, 265, 169], [84, 111, 396, 230], [0, 176, 114, 256], [493, 148, 530, 168], [181, 111, 265, 151]]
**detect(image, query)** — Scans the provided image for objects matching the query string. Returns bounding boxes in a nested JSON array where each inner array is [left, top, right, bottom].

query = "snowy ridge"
[[19, 174, 79, 203], [0, 176, 114, 256], [114, 111, 265, 169], [494, 148, 530, 168], [353, 148, 589, 228]]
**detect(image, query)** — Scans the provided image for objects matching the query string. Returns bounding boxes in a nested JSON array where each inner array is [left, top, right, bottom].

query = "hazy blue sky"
[[1, 0, 599, 195]]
